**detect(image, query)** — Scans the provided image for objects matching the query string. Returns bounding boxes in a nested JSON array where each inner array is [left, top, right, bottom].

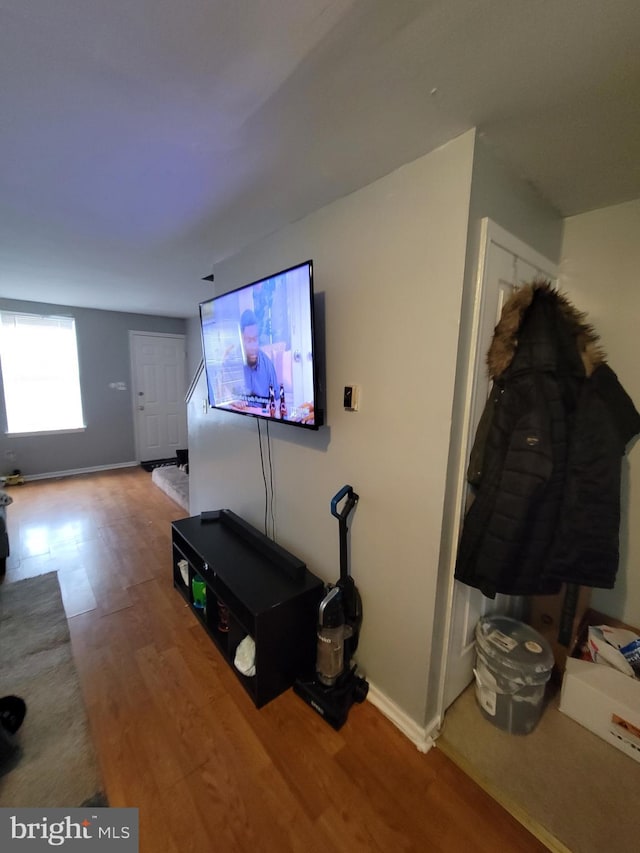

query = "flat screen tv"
[[199, 260, 323, 430]]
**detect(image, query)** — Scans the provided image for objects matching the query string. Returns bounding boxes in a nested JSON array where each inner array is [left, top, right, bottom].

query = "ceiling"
[[2, 0, 639, 319]]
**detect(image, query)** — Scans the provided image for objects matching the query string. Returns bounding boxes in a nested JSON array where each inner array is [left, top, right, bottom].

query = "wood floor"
[[2, 468, 547, 852]]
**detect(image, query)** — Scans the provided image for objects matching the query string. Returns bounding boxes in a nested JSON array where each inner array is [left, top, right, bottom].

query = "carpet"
[[151, 464, 189, 511], [438, 684, 640, 853], [0, 572, 107, 807]]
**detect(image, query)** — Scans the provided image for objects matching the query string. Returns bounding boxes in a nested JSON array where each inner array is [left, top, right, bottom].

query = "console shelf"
[[172, 511, 323, 708]]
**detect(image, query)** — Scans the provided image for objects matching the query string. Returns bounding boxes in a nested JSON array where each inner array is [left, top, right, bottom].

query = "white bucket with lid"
[[474, 615, 554, 735]]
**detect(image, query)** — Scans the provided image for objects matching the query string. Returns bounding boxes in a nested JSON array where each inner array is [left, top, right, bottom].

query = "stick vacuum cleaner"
[[294, 485, 369, 729]]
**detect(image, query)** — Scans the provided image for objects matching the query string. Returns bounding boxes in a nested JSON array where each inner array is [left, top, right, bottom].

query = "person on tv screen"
[[231, 309, 279, 411]]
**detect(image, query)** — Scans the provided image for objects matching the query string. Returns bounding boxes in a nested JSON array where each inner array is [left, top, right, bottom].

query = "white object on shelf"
[[178, 559, 189, 586], [234, 635, 256, 677]]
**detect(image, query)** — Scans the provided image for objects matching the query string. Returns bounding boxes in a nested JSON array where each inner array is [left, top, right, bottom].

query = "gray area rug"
[[0, 572, 107, 806]]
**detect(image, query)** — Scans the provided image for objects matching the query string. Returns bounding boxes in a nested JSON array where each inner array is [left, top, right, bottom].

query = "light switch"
[[343, 385, 359, 411]]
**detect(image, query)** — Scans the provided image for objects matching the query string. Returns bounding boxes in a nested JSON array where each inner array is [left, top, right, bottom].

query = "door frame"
[[432, 218, 559, 728], [129, 330, 187, 462]]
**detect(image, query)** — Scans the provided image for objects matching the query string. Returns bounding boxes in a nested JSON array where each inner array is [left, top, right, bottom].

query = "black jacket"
[[454, 283, 640, 598]]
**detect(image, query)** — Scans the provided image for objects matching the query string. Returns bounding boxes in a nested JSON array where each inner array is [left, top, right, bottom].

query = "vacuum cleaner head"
[[294, 669, 369, 730]]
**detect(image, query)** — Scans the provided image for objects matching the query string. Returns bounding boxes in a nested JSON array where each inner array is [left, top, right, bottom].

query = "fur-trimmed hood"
[[486, 281, 606, 380]]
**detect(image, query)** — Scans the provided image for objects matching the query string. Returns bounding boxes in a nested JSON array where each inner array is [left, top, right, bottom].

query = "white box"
[[560, 656, 640, 763]]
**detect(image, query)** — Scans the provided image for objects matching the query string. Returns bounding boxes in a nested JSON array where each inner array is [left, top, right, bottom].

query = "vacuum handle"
[[331, 485, 359, 521]]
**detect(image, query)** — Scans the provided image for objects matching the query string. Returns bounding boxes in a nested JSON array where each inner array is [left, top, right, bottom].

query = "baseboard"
[[366, 681, 438, 753], [24, 461, 139, 482]]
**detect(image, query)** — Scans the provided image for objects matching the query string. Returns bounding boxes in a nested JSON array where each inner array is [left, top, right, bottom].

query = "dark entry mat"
[[140, 458, 176, 472]]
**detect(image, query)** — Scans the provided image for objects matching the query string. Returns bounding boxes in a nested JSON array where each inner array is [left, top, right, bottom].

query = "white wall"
[[560, 199, 640, 627], [188, 131, 476, 726]]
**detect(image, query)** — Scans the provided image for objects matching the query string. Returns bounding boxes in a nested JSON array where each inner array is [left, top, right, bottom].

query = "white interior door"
[[130, 332, 188, 462], [289, 266, 315, 405], [441, 220, 558, 711]]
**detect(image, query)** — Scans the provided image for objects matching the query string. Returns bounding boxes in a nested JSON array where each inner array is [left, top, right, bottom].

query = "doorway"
[[437, 219, 558, 713], [130, 331, 188, 463]]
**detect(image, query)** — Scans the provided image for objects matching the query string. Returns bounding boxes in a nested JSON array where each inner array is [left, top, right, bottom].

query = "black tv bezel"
[[199, 259, 323, 431]]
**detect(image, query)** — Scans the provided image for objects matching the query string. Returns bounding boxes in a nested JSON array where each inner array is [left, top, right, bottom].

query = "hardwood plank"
[[57, 565, 98, 617]]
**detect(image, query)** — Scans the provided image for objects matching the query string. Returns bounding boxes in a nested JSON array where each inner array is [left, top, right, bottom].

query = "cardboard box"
[[526, 584, 592, 679], [559, 610, 640, 764]]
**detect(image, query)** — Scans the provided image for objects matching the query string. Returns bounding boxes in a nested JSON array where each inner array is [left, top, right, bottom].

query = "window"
[[0, 311, 85, 434]]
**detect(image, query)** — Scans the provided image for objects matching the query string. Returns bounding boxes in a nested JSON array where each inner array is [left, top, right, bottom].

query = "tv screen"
[[199, 260, 323, 430]]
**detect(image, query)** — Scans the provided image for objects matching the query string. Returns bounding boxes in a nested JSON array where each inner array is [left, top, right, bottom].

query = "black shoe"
[[0, 696, 26, 734]]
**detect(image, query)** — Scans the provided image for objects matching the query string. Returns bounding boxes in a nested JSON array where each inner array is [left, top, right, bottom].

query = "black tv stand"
[[172, 511, 323, 707]]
